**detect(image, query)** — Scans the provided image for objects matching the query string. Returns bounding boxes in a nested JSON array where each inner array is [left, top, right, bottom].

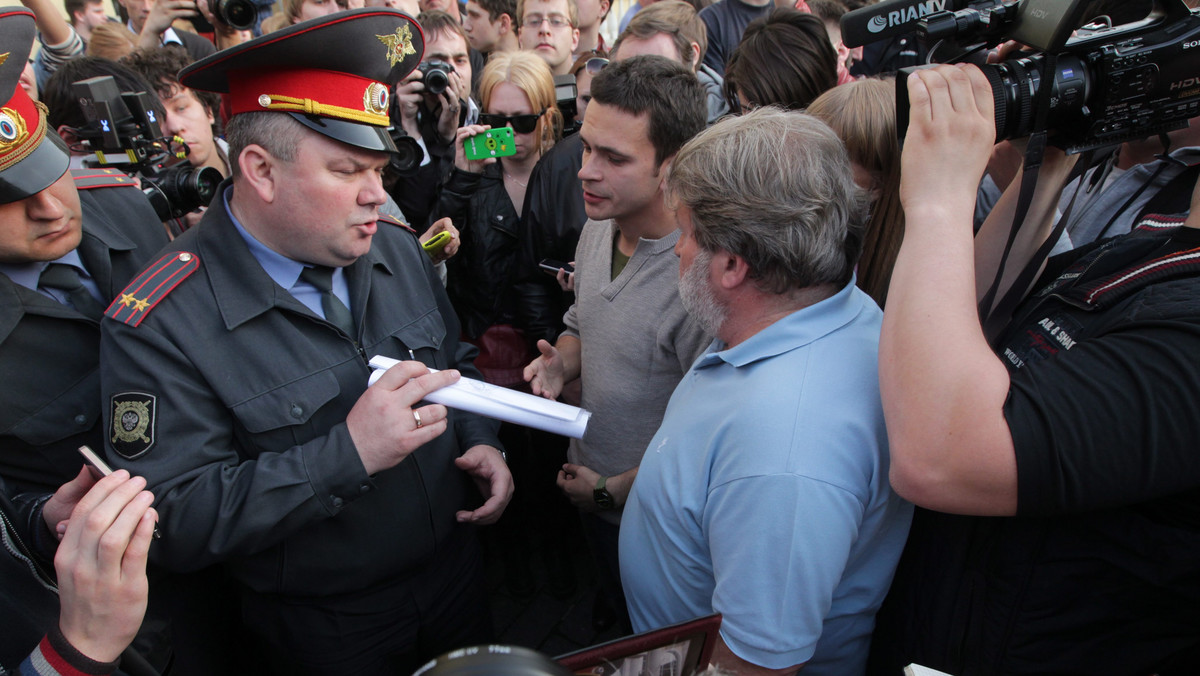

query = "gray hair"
[[224, 112, 306, 178], [666, 106, 866, 294]]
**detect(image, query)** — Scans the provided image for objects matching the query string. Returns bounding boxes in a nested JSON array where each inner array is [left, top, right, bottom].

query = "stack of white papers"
[[367, 355, 591, 439]]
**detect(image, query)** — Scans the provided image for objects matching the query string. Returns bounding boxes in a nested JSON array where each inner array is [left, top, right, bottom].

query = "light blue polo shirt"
[[618, 280, 913, 674]]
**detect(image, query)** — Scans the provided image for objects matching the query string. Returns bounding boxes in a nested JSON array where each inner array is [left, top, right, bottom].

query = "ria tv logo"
[[867, 0, 948, 33]]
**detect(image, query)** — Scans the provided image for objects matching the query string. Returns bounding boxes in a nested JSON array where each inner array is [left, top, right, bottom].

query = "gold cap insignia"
[[364, 83, 389, 116], [378, 25, 416, 68], [0, 53, 8, 67], [0, 107, 29, 152]]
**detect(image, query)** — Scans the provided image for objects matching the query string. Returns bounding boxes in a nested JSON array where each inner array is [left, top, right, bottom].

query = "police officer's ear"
[[237, 143, 281, 204]]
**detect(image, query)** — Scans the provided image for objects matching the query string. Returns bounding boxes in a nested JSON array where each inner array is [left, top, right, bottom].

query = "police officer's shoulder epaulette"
[[105, 252, 200, 327], [70, 168, 139, 191], [378, 213, 416, 235]]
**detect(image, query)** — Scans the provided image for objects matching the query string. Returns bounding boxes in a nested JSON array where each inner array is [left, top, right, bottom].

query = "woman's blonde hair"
[[808, 77, 903, 307], [85, 22, 139, 61], [478, 51, 561, 157]]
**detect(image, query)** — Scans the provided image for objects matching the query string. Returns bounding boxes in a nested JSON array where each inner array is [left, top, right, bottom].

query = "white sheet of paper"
[[367, 355, 591, 439]]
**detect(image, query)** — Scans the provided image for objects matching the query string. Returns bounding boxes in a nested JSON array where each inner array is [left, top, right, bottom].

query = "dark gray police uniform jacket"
[[100, 182, 499, 597], [0, 171, 169, 494]]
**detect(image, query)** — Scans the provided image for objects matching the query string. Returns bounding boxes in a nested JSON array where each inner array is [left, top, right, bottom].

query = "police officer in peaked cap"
[[99, 10, 512, 674], [0, 8, 169, 496]]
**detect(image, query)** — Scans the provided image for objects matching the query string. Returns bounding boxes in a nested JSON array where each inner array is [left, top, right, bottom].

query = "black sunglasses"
[[479, 110, 545, 134]]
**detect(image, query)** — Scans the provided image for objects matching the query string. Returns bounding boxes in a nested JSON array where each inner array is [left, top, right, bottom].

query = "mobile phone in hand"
[[422, 230, 453, 258], [538, 259, 574, 274], [78, 444, 114, 481], [464, 127, 516, 160]]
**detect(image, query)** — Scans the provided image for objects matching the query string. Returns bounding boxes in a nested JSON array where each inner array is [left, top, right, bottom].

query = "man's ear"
[[499, 12, 513, 34], [688, 41, 701, 70], [714, 250, 749, 290], [599, 0, 611, 20], [238, 144, 278, 203]]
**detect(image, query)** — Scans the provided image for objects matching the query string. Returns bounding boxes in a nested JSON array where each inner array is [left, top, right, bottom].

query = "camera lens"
[[979, 53, 1088, 143], [211, 0, 257, 31]]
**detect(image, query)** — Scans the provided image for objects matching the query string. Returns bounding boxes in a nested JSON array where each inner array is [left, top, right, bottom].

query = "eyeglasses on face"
[[523, 13, 572, 29], [479, 110, 545, 134]]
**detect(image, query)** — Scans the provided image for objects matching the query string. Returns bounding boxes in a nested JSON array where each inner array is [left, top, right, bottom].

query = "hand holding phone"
[[422, 230, 453, 258], [464, 127, 517, 161], [538, 259, 575, 274], [77, 446, 161, 539]]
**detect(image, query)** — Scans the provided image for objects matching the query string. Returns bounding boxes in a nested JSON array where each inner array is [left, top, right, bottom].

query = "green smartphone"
[[422, 230, 452, 258], [464, 127, 517, 161]]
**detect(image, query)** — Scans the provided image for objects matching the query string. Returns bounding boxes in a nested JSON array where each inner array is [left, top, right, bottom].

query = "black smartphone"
[[538, 259, 574, 274]]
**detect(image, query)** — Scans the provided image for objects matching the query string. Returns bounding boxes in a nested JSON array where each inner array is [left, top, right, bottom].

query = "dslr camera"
[[70, 75, 222, 222], [207, 0, 257, 30], [881, 0, 1200, 153], [417, 59, 456, 96]]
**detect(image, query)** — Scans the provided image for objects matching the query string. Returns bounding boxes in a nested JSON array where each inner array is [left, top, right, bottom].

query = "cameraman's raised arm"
[[881, 63, 1018, 516]]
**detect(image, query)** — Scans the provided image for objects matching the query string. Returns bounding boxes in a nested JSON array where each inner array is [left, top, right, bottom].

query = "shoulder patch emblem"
[[106, 252, 199, 326], [378, 213, 416, 235], [70, 168, 137, 190], [110, 392, 156, 459]]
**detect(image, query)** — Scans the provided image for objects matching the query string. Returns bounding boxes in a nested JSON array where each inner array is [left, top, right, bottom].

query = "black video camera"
[[892, 0, 1200, 153], [417, 59, 456, 96], [71, 75, 222, 222]]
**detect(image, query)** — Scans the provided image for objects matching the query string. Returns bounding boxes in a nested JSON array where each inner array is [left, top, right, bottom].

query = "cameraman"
[[869, 63, 1200, 675], [390, 9, 477, 228]]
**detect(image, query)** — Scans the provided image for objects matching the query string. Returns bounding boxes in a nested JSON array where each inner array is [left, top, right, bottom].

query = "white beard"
[[678, 248, 727, 337]]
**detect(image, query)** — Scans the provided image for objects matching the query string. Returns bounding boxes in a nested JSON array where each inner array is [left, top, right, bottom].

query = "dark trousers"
[[581, 512, 631, 633], [240, 529, 491, 676]]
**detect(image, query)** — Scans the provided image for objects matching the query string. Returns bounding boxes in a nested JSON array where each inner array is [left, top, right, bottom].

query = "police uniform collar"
[[196, 183, 395, 330]]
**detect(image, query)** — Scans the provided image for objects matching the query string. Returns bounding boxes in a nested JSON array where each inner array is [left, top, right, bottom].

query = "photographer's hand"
[[394, 72, 424, 138], [433, 85, 463, 144], [882, 64, 1019, 517], [137, 0, 199, 49], [453, 124, 495, 173]]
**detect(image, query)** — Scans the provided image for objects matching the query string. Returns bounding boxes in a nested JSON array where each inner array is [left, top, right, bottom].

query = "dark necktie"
[[38, 263, 106, 320], [299, 265, 357, 341]]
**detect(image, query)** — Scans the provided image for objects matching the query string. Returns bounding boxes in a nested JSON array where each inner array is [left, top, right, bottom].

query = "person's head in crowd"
[[283, 0, 342, 24], [419, 10, 474, 102], [478, 51, 561, 161], [84, 21, 138, 60], [0, 12, 81, 264], [66, 0, 110, 42], [365, 0, 420, 10], [419, 0, 462, 21], [517, 0, 579, 75], [578, 55, 705, 225], [43, 56, 165, 149], [808, 76, 901, 307], [723, 8, 836, 112], [19, 59, 37, 100], [121, 45, 226, 176], [667, 107, 865, 332], [114, 0, 156, 33], [573, 0, 609, 52], [805, 0, 853, 81], [610, 0, 705, 71], [464, 0, 519, 53], [569, 48, 605, 121]]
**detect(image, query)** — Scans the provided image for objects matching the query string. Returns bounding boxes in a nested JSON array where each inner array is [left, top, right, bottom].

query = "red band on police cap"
[[227, 67, 391, 127]]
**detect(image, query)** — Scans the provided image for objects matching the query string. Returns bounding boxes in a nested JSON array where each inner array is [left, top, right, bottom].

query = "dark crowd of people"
[[2, 0, 1200, 674]]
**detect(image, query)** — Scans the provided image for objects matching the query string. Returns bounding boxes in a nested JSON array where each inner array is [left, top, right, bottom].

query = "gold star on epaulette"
[[378, 25, 416, 67], [133, 297, 150, 311], [120, 293, 137, 307], [0, 53, 8, 67]]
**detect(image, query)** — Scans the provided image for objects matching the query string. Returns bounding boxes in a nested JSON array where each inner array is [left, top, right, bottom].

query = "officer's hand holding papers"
[[367, 355, 591, 439]]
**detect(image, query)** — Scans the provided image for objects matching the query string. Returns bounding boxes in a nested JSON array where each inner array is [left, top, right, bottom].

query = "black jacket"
[[100, 182, 499, 597], [433, 165, 525, 339], [512, 133, 587, 345], [0, 173, 169, 494]]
